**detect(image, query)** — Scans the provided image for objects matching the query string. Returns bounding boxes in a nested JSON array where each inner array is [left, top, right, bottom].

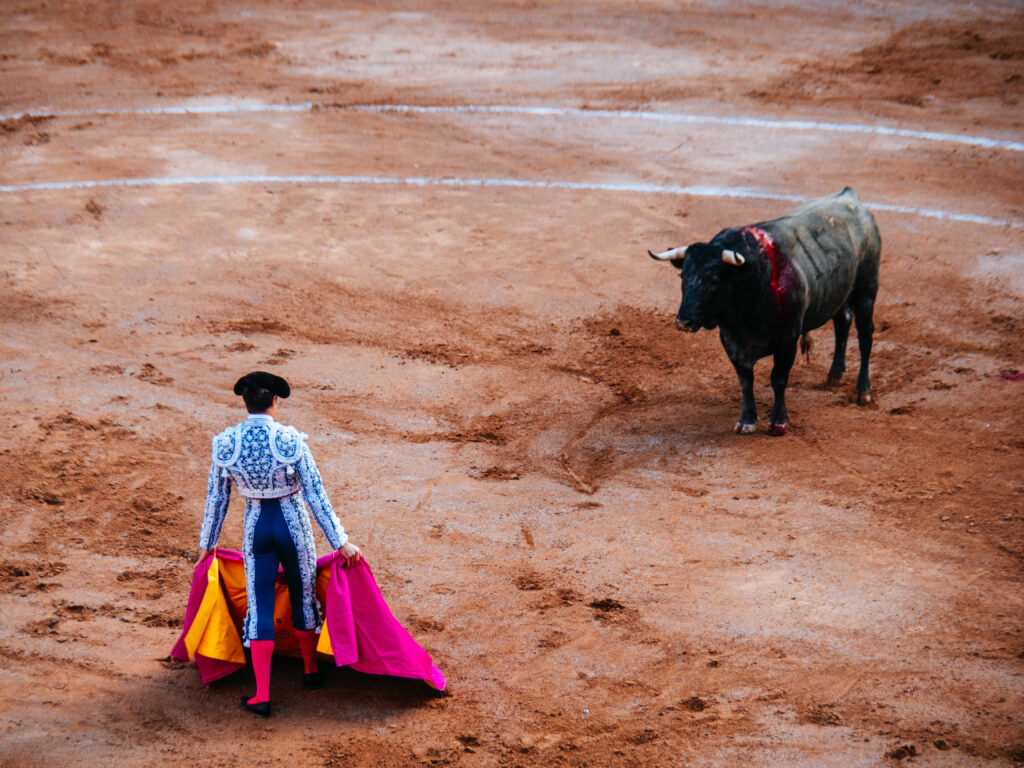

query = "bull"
[[649, 188, 881, 436]]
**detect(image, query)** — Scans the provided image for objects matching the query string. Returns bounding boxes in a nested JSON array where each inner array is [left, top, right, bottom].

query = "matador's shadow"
[[203, 655, 448, 719]]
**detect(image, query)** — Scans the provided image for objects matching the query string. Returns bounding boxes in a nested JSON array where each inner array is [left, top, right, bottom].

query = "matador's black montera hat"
[[233, 371, 290, 399]]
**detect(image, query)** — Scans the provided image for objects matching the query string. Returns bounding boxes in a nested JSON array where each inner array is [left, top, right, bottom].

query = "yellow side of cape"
[[183, 556, 246, 665], [183, 555, 333, 664]]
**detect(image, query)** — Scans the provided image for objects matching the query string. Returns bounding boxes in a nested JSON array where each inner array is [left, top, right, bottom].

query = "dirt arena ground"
[[2, 1, 1023, 766]]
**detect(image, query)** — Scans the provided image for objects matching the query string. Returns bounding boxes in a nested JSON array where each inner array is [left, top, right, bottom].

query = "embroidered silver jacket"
[[198, 414, 348, 641]]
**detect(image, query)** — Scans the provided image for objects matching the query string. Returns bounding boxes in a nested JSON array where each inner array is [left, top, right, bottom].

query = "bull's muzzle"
[[675, 318, 699, 333]]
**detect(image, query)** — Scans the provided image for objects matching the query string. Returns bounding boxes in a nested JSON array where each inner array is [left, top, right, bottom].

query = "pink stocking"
[[248, 640, 274, 704], [295, 629, 320, 675]]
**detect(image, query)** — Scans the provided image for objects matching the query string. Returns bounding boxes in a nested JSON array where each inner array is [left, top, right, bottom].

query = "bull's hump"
[[786, 197, 862, 223]]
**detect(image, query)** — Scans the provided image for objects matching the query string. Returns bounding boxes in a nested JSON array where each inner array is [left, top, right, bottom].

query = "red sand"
[[1, 2, 1022, 765]]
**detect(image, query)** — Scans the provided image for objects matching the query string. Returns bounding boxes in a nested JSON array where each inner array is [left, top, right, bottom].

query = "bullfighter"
[[198, 371, 362, 716]]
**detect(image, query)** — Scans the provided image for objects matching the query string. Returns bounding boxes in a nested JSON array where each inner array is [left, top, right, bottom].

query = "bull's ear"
[[721, 249, 745, 266]]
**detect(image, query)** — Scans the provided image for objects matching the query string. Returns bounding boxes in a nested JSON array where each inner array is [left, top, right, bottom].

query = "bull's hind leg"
[[850, 290, 875, 405], [731, 361, 758, 434], [827, 303, 852, 386], [768, 341, 798, 436]]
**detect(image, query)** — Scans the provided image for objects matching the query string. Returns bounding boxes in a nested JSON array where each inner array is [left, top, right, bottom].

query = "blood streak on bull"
[[741, 226, 791, 321], [648, 188, 881, 436]]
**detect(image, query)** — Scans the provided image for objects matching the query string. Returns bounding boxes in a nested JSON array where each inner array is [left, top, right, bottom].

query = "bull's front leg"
[[850, 289, 875, 405], [827, 303, 852, 386], [768, 341, 798, 436], [730, 359, 758, 434]]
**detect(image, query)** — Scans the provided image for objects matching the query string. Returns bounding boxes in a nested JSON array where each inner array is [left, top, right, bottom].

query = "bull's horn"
[[648, 246, 687, 261], [721, 249, 745, 266]]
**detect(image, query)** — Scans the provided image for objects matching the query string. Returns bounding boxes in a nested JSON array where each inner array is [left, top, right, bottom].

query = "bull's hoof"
[[734, 422, 757, 435], [768, 422, 788, 436], [825, 372, 843, 387], [857, 390, 872, 406]]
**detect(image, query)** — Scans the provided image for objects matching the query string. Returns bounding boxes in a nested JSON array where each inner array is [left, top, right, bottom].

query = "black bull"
[[649, 188, 881, 436]]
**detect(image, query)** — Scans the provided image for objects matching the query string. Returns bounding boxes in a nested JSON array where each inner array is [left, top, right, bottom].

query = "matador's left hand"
[[339, 541, 362, 567]]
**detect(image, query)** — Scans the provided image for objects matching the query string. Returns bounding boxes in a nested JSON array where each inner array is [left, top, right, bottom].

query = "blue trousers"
[[251, 498, 311, 640]]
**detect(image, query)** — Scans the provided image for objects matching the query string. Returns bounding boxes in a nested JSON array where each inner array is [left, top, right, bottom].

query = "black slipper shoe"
[[240, 696, 272, 717], [303, 672, 324, 690]]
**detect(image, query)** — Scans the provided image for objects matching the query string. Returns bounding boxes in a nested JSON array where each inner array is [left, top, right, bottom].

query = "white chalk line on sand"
[[1, 174, 1019, 229], [2, 102, 1022, 153]]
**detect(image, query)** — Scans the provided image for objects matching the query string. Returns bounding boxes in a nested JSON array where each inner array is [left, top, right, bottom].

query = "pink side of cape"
[[319, 552, 446, 690], [169, 550, 246, 684], [170, 550, 445, 691]]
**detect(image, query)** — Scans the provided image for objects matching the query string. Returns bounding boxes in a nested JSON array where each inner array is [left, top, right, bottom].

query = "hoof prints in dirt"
[[681, 696, 709, 712], [260, 347, 296, 365], [404, 413, 515, 447], [886, 743, 918, 760], [404, 342, 476, 369], [0, 560, 67, 594], [21, 604, 182, 644], [515, 574, 545, 591], [208, 317, 292, 336], [135, 362, 173, 385], [4, 410, 199, 556], [587, 597, 644, 630], [117, 565, 187, 601], [802, 704, 842, 726], [409, 617, 446, 633], [469, 465, 522, 481], [514, 569, 666, 653], [588, 597, 625, 613], [316, 737, 464, 767]]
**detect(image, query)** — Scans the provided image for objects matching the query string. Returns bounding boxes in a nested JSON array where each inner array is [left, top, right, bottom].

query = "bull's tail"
[[800, 333, 813, 363]]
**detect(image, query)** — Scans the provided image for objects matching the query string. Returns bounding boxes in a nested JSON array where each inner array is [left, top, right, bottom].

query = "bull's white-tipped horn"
[[648, 246, 688, 261], [721, 249, 745, 266]]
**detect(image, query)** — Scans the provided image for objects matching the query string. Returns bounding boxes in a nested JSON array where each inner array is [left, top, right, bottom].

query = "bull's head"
[[649, 244, 745, 332]]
